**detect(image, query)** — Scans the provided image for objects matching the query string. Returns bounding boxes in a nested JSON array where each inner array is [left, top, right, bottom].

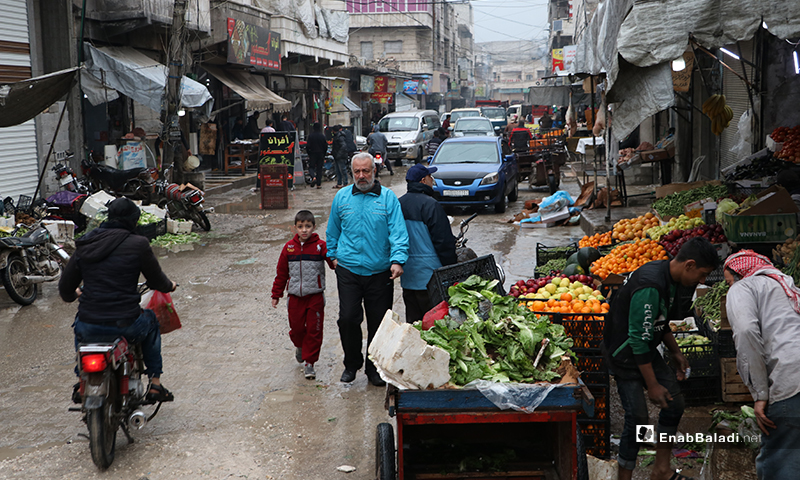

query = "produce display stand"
[[380, 383, 594, 480]]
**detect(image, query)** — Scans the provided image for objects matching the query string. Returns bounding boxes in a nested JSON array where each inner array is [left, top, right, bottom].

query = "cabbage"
[[716, 198, 739, 222]]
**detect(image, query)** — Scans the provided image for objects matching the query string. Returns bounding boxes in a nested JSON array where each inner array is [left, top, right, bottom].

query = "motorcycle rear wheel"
[[2, 254, 37, 305], [88, 378, 117, 469], [189, 209, 211, 231]]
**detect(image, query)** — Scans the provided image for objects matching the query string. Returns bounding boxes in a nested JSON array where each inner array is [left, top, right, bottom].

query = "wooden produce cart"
[[377, 383, 594, 480]]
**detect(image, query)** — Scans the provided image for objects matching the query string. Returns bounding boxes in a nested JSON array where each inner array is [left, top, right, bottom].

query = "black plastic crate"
[[704, 264, 725, 285], [597, 243, 616, 256], [574, 353, 607, 375], [715, 329, 736, 358], [579, 384, 609, 421], [534, 242, 578, 277], [427, 255, 505, 306], [667, 332, 719, 377], [551, 313, 606, 350], [580, 371, 610, 388], [578, 419, 611, 459], [16, 195, 33, 214], [679, 376, 721, 406], [135, 219, 167, 240]]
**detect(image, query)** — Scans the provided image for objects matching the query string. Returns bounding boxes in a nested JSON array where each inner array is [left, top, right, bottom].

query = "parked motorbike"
[[52, 153, 87, 194], [154, 166, 211, 231], [0, 220, 70, 305], [70, 285, 168, 470], [81, 157, 158, 202], [453, 213, 506, 283]]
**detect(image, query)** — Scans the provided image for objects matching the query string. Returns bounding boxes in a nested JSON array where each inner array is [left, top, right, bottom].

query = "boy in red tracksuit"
[[271, 210, 334, 379]]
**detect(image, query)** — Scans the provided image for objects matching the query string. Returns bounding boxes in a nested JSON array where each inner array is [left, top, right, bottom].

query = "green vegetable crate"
[[135, 219, 166, 240], [426, 255, 504, 306], [666, 332, 719, 378], [535, 243, 578, 278]]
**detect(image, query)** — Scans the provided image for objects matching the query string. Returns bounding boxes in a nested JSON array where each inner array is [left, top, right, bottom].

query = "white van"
[[377, 110, 441, 163], [506, 104, 521, 124]]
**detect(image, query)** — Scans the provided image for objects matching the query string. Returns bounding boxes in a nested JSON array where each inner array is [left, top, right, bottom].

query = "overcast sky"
[[471, 0, 550, 44]]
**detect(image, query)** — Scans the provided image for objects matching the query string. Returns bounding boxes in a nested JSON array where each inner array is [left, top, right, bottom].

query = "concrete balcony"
[[349, 11, 433, 30], [84, 0, 211, 34], [270, 15, 349, 65]]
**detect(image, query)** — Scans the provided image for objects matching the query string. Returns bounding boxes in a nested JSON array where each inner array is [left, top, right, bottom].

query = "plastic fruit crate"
[[135, 219, 167, 240], [578, 419, 611, 459], [679, 376, 721, 406], [667, 332, 719, 377], [550, 313, 606, 351], [580, 370, 610, 388], [427, 255, 504, 306], [716, 329, 736, 358], [574, 354, 607, 375], [534, 242, 578, 277], [579, 384, 609, 421]]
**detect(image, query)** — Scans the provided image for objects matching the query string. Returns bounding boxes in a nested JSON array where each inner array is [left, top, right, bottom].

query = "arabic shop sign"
[[227, 18, 281, 71], [259, 131, 296, 166]]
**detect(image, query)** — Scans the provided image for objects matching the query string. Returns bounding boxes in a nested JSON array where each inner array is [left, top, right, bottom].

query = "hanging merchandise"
[[702, 94, 734, 136]]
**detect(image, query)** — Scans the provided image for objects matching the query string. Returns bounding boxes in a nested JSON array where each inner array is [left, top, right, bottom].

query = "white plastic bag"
[[730, 109, 754, 160]]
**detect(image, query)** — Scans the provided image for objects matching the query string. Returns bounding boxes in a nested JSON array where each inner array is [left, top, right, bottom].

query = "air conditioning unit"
[[552, 20, 563, 32]]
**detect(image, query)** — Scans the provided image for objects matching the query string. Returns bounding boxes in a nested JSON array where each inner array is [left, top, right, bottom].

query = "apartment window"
[[361, 41, 373, 60], [384, 40, 403, 54], [526, 74, 533, 80]]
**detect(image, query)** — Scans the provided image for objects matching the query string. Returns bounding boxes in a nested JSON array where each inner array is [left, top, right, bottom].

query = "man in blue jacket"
[[399, 164, 457, 323], [327, 153, 409, 386]]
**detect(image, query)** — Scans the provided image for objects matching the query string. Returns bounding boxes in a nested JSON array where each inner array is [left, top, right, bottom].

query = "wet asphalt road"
[[0, 168, 587, 479]]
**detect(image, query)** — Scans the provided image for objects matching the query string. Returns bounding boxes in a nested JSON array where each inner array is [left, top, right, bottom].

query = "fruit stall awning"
[[0, 67, 78, 127], [202, 65, 291, 113]]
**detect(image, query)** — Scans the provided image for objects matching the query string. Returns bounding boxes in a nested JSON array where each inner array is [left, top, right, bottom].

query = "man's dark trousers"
[[336, 266, 394, 375]]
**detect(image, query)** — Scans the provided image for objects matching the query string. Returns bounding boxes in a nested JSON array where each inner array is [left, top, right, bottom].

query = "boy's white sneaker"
[[304, 363, 316, 379]]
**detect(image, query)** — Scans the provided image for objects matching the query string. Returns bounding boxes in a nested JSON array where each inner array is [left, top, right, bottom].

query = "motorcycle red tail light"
[[81, 353, 107, 373]]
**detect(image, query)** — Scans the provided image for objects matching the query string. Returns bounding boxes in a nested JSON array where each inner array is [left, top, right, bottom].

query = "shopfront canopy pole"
[[591, 75, 597, 196], [162, 0, 188, 184], [31, 104, 68, 202], [604, 95, 612, 223]]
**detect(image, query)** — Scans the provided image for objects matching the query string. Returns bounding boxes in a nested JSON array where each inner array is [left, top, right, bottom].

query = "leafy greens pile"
[[415, 275, 575, 385]]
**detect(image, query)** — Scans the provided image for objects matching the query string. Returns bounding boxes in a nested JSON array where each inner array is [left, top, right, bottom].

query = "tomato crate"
[[427, 254, 505, 306], [679, 376, 721, 406], [550, 313, 606, 350], [666, 332, 719, 377], [578, 419, 611, 459], [534, 242, 578, 277], [574, 354, 607, 375], [580, 371, 610, 388]]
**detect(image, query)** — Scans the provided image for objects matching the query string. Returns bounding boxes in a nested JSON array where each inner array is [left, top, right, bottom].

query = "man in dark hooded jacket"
[[398, 164, 457, 323], [59, 197, 176, 403]]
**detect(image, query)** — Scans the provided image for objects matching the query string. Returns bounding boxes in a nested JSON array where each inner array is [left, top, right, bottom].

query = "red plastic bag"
[[422, 301, 449, 330], [147, 291, 182, 334]]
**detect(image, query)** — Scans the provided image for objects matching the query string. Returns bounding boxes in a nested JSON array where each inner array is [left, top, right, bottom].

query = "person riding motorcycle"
[[367, 125, 393, 175], [59, 197, 177, 404]]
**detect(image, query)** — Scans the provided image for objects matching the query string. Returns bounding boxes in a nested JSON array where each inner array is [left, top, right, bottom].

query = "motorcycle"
[[52, 153, 87, 194], [453, 213, 506, 283], [154, 166, 211, 231], [81, 157, 159, 202], [0, 220, 71, 305], [372, 152, 385, 176], [70, 285, 168, 470]]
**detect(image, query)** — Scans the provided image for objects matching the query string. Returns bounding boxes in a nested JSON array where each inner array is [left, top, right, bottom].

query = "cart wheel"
[[547, 173, 559, 194], [375, 423, 396, 480], [577, 424, 588, 480]]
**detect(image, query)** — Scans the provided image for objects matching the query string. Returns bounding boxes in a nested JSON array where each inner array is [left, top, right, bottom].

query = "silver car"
[[452, 117, 499, 137]]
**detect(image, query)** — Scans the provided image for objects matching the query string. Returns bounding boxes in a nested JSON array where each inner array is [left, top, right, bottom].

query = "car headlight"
[[402, 140, 416, 146], [480, 172, 499, 185]]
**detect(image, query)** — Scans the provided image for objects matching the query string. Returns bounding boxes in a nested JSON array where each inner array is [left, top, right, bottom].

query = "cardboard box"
[[639, 143, 676, 163], [721, 357, 754, 403], [79, 191, 116, 218], [721, 185, 799, 243], [43, 220, 75, 242], [655, 180, 723, 199]]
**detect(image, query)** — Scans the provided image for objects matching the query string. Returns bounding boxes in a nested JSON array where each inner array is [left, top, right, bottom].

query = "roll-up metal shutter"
[[0, 0, 39, 200], [720, 40, 754, 169]]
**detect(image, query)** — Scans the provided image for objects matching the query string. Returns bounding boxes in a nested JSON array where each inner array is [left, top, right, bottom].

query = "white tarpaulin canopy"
[[203, 65, 291, 112], [573, 0, 800, 137], [82, 45, 213, 117]]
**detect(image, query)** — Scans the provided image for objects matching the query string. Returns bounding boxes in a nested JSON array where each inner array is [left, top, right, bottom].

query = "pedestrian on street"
[[326, 153, 409, 386], [58, 197, 177, 404], [330, 125, 349, 188], [271, 210, 334, 380], [427, 128, 446, 157], [602, 237, 718, 480], [723, 250, 800, 478], [279, 115, 296, 132], [244, 111, 261, 139], [441, 114, 451, 131], [342, 127, 358, 159], [306, 122, 327, 189], [367, 125, 393, 175], [260, 119, 276, 133], [398, 164, 457, 323]]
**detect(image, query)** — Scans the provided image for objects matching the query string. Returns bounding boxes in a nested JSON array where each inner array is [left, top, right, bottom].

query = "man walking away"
[[399, 164, 457, 323], [306, 123, 327, 189], [603, 237, 718, 480], [367, 125, 392, 175], [342, 127, 358, 159], [330, 125, 349, 189], [326, 153, 409, 386], [279, 115, 295, 132], [427, 128, 444, 157], [244, 111, 261, 139], [724, 250, 800, 479]]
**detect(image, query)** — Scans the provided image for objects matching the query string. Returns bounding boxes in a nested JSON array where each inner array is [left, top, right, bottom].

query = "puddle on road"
[[214, 194, 263, 214], [0, 441, 66, 462]]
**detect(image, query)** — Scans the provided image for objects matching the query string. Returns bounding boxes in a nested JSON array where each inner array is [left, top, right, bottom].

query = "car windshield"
[[379, 117, 419, 132], [482, 108, 506, 120], [434, 142, 499, 164], [455, 119, 492, 132], [450, 110, 481, 122]]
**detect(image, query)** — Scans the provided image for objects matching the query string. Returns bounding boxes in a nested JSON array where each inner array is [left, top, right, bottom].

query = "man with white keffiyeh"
[[724, 249, 800, 478]]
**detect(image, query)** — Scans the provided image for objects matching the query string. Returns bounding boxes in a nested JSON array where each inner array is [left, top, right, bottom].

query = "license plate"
[[442, 190, 469, 197]]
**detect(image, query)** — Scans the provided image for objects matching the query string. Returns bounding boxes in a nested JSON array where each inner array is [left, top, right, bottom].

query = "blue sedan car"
[[429, 136, 519, 213]]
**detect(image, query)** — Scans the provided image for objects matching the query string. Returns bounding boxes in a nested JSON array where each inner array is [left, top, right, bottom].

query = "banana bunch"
[[702, 94, 734, 136]]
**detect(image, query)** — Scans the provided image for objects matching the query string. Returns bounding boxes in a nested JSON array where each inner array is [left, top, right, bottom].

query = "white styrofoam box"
[[43, 220, 75, 242], [0, 216, 14, 228], [79, 191, 116, 218], [140, 205, 167, 219], [367, 310, 451, 389], [167, 218, 193, 234]]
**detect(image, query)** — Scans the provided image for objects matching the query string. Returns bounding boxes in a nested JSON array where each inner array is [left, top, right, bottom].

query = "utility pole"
[[162, 0, 188, 184]]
